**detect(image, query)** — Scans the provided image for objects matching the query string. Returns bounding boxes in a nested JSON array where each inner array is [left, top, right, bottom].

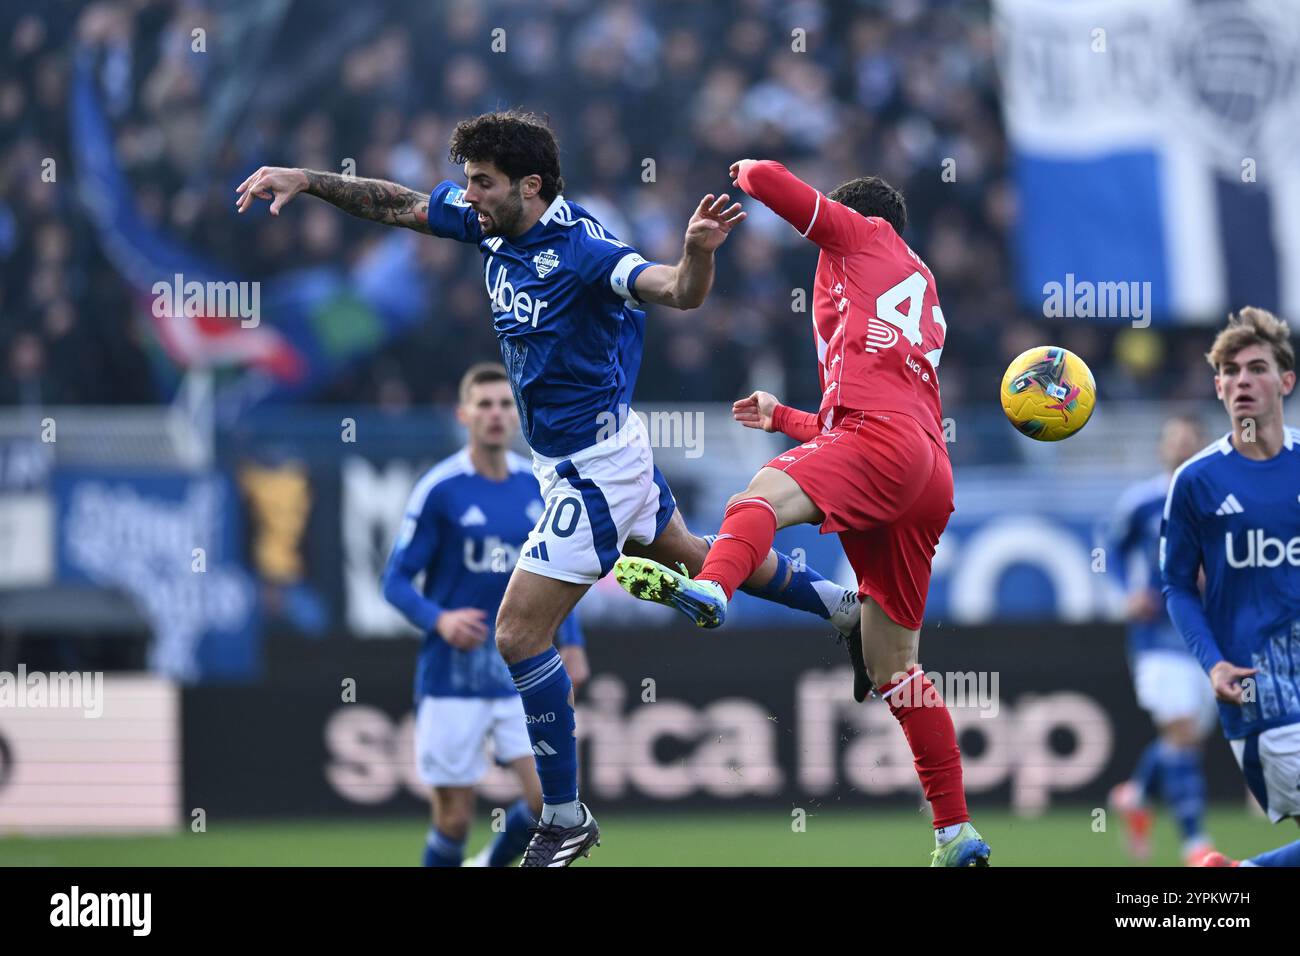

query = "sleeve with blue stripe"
[[426, 180, 483, 244], [1160, 470, 1223, 673], [381, 480, 445, 633], [570, 220, 654, 308]]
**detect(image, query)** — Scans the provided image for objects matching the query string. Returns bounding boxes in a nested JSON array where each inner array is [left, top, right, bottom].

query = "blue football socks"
[[423, 827, 465, 867], [738, 548, 845, 621], [509, 648, 581, 826]]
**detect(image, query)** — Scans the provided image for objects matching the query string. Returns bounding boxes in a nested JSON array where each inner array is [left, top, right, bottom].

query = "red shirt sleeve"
[[736, 160, 880, 255], [771, 404, 820, 442]]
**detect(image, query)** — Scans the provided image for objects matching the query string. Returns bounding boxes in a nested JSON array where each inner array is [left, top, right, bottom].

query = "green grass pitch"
[[0, 806, 1286, 866]]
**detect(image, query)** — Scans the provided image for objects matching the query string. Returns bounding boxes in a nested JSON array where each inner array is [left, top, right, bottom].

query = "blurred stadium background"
[[1, 0, 1298, 865]]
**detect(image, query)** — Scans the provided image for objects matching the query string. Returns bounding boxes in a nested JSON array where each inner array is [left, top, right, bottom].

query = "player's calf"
[[430, 788, 474, 843], [495, 569, 592, 843], [494, 569, 586, 664], [856, 597, 920, 686], [862, 600, 981, 863], [424, 786, 474, 866]]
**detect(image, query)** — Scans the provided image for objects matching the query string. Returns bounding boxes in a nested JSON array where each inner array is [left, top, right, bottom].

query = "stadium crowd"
[[2, 0, 1219, 413]]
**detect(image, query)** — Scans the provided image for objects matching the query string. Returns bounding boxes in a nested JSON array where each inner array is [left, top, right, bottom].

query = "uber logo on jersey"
[[484, 256, 549, 327], [1224, 529, 1300, 569], [533, 248, 560, 278], [464, 535, 520, 573]]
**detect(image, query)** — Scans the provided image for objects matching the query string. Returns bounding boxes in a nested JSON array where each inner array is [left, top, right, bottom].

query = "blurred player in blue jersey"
[[382, 362, 588, 868], [239, 110, 865, 866], [1106, 414, 1219, 865], [1161, 307, 1300, 867]]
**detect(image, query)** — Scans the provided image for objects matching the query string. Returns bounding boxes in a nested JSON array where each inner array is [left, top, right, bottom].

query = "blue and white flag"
[[994, 0, 1300, 324]]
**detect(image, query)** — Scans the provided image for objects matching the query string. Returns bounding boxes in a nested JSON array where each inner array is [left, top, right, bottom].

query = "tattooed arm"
[[235, 166, 432, 233]]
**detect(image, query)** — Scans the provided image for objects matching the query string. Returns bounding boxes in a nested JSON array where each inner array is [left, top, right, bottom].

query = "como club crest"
[[533, 248, 560, 278]]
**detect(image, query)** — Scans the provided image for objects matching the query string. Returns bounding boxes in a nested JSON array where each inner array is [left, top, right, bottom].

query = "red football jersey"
[[737, 161, 948, 447]]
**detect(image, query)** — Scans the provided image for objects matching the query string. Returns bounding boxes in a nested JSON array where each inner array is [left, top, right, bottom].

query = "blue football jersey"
[[381, 449, 583, 700], [1160, 429, 1300, 738], [427, 181, 655, 458], [1106, 472, 1194, 657]]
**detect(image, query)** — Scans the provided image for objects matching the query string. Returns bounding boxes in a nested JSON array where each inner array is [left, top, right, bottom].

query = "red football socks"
[[697, 497, 778, 599], [877, 667, 970, 830]]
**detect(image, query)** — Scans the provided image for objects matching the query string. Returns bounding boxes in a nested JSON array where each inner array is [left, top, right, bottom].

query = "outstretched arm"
[[633, 193, 745, 310], [236, 166, 432, 233], [730, 159, 876, 253]]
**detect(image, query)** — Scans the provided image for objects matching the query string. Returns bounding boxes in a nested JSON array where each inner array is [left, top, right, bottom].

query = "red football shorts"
[[764, 410, 953, 630]]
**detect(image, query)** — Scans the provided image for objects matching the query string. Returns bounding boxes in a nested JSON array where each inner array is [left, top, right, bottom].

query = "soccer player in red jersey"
[[615, 159, 989, 866]]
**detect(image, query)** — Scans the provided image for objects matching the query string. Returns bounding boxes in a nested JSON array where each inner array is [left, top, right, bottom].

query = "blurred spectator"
[[0, 0, 1219, 414]]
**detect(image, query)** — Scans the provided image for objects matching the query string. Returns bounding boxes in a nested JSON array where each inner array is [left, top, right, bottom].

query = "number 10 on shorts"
[[536, 495, 582, 539]]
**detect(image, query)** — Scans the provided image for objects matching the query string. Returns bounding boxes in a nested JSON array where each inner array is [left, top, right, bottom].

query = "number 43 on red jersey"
[[735, 160, 948, 447]]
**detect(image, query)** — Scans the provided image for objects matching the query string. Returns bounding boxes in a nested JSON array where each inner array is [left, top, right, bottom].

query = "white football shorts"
[[415, 695, 534, 788], [1132, 649, 1219, 732], [516, 411, 676, 585], [1230, 721, 1300, 823]]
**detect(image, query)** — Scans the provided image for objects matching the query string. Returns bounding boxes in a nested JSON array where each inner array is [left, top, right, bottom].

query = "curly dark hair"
[[448, 110, 564, 202], [827, 176, 907, 234]]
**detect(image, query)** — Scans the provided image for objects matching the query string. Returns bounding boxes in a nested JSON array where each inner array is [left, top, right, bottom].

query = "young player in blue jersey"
[[238, 110, 866, 866], [1106, 415, 1219, 865], [381, 363, 589, 868], [1161, 307, 1300, 867]]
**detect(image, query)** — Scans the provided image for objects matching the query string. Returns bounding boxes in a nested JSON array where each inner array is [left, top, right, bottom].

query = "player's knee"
[[731, 469, 819, 527], [726, 484, 777, 514], [431, 794, 472, 839], [493, 616, 527, 663], [493, 607, 547, 664], [434, 813, 471, 841], [725, 489, 758, 511]]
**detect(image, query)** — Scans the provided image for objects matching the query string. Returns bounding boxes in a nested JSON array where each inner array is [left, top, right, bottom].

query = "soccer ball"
[[999, 346, 1096, 442]]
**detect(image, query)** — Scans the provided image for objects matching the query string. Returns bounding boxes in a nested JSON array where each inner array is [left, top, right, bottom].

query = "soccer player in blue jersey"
[[238, 110, 865, 865], [382, 362, 588, 868], [1161, 307, 1300, 867], [1106, 414, 1219, 865]]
